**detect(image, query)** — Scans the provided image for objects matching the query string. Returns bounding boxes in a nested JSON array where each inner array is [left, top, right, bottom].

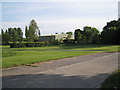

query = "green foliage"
[[74, 29, 83, 41], [38, 29, 41, 36], [2, 29, 10, 44], [101, 70, 120, 88], [67, 34, 72, 40], [25, 26, 28, 39], [2, 27, 23, 44], [11, 28, 18, 42], [66, 32, 73, 40], [17, 27, 23, 42], [66, 32, 73, 35], [83, 26, 99, 43], [25, 19, 40, 42], [27, 26, 35, 42], [74, 27, 99, 44], [63, 39, 74, 45], [29, 19, 40, 40], [9, 42, 49, 48], [51, 40, 61, 45], [101, 19, 120, 44]]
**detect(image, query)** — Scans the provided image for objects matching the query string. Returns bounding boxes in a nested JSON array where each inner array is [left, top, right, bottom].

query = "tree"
[[25, 26, 28, 39], [17, 27, 23, 42], [66, 32, 72, 35], [67, 34, 72, 40], [1, 29, 4, 36], [27, 26, 35, 42], [66, 32, 73, 40], [8, 28, 13, 41], [11, 28, 19, 43], [7, 27, 19, 43], [1, 29, 4, 43], [1, 29, 10, 44], [74, 29, 83, 42], [83, 26, 99, 43], [38, 30, 41, 36], [101, 19, 119, 44], [29, 19, 40, 40]]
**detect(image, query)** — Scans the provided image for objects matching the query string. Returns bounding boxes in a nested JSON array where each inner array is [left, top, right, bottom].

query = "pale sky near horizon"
[[1, 0, 119, 37]]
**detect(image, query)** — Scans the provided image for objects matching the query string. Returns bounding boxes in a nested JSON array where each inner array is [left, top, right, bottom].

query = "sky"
[[1, 0, 119, 37]]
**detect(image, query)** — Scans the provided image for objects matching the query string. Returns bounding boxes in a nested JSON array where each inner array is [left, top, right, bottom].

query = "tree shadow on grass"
[[12, 44, 110, 52], [59, 44, 112, 50], [2, 73, 111, 88]]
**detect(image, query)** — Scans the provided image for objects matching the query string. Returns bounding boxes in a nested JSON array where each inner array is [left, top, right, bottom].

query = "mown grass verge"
[[101, 70, 120, 89], [2, 44, 120, 68]]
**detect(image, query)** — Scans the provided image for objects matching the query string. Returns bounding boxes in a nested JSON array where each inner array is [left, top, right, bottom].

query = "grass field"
[[1, 44, 120, 68], [101, 70, 120, 88]]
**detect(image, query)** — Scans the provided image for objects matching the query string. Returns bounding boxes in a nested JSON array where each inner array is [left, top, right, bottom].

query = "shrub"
[[51, 40, 61, 45], [9, 42, 47, 48], [63, 39, 74, 45]]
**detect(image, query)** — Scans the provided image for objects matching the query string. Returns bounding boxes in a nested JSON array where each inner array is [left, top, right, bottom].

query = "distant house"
[[38, 34, 74, 41]]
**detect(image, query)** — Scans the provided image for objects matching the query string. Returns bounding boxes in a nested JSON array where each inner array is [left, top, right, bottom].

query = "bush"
[[63, 39, 74, 45], [101, 70, 120, 88], [10, 42, 47, 48], [51, 40, 61, 45]]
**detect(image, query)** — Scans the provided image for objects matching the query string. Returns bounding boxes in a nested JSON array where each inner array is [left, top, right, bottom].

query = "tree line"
[[74, 26, 100, 44], [73, 19, 120, 45], [1, 19, 120, 45], [1, 19, 40, 44]]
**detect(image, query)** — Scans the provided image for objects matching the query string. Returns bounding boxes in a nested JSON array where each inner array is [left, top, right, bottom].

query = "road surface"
[[2, 52, 119, 88]]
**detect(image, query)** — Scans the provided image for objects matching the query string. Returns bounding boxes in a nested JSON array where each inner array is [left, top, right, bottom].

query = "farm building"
[[38, 34, 74, 41]]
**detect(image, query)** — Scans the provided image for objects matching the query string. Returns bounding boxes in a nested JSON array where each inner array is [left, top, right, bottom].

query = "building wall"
[[55, 34, 74, 40], [55, 34, 68, 40], [39, 34, 74, 41], [39, 36, 55, 41]]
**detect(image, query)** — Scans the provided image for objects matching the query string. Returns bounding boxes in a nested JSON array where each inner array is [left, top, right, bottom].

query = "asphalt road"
[[2, 52, 119, 88]]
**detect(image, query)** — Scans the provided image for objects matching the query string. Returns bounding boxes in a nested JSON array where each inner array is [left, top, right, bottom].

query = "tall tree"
[[101, 19, 119, 44], [1, 29, 4, 43], [27, 26, 35, 42], [17, 27, 23, 42], [1, 29, 4, 35], [74, 29, 83, 42], [29, 19, 40, 40], [1, 29, 10, 44], [38, 30, 41, 36], [83, 26, 99, 43], [25, 26, 28, 39], [11, 28, 18, 43]]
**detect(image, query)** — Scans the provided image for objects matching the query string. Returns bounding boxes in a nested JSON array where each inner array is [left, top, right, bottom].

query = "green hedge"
[[10, 42, 50, 48], [63, 39, 75, 45]]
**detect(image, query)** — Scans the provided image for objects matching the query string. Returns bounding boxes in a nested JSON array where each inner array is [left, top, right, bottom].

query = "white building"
[[39, 34, 74, 41]]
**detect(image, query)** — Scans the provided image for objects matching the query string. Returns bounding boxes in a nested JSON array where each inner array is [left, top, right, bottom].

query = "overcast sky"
[[1, 0, 119, 36]]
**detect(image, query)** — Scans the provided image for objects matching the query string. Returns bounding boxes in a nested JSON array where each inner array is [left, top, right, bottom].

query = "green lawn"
[[101, 70, 120, 88], [1, 44, 120, 68]]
